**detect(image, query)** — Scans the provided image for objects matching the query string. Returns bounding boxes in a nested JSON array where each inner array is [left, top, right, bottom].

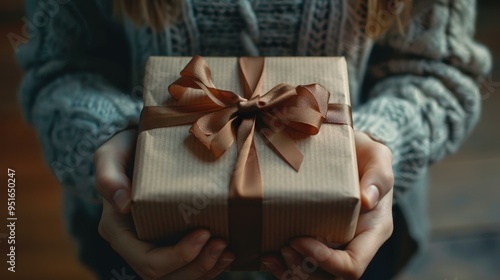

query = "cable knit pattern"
[[29, 73, 140, 204], [193, 0, 246, 55], [297, 0, 343, 56], [253, 0, 303, 56], [353, 0, 492, 198], [18, 0, 491, 272]]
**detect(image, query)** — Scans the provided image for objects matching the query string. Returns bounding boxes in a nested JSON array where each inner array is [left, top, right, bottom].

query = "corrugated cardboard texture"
[[132, 57, 360, 255]]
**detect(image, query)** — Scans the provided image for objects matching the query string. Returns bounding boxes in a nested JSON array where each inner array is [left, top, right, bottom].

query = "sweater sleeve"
[[352, 0, 492, 198], [18, 0, 142, 201]]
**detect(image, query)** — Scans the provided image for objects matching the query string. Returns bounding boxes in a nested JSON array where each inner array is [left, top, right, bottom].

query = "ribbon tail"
[[228, 117, 263, 270], [229, 118, 262, 198], [260, 125, 304, 172]]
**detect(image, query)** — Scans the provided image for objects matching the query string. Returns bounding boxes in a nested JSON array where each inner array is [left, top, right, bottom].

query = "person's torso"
[[119, 0, 375, 105]]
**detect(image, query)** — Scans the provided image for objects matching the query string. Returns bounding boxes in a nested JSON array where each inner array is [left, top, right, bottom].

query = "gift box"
[[131, 56, 360, 270]]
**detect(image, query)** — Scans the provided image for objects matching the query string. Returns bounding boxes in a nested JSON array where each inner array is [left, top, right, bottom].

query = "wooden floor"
[[0, 2, 499, 280]]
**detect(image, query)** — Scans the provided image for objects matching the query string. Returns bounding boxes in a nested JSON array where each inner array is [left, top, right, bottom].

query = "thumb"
[[355, 132, 394, 210], [94, 129, 137, 213]]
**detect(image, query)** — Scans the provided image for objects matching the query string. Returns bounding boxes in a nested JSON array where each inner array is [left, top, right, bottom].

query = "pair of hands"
[[94, 129, 394, 279]]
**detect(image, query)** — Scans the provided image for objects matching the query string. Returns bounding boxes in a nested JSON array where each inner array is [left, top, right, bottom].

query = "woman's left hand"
[[262, 131, 394, 279]]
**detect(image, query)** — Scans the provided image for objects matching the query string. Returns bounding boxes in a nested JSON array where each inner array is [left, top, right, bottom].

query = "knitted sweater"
[[18, 0, 491, 263]]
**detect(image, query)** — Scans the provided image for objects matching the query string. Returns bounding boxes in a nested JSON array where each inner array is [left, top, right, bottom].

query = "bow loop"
[[272, 84, 331, 135], [180, 54, 216, 88], [258, 84, 298, 108], [190, 108, 239, 158], [169, 55, 244, 107]]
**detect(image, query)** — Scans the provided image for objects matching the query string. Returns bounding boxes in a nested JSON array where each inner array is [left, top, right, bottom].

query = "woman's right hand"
[[94, 129, 234, 279]]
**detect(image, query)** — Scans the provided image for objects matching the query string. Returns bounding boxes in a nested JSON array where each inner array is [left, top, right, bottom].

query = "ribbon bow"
[[139, 55, 352, 269]]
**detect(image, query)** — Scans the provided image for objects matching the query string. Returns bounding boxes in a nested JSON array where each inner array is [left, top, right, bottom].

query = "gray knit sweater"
[[17, 0, 491, 265]]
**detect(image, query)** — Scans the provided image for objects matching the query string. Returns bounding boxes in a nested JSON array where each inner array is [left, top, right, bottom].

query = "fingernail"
[[289, 241, 304, 255], [281, 250, 292, 259], [209, 243, 227, 259], [113, 189, 131, 212], [365, 184, 380, 208], [218, 257, 235, 268], [193, 231, 210, 248], [262, 260, 277, 271], [281, 247, 295, 264], [313, 244, 330, 261]]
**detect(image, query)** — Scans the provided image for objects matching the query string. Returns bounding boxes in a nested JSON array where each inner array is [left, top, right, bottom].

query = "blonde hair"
[[113, 0, 182, 30], [366, 0, 412, 37], [114, 0, 411, 37]]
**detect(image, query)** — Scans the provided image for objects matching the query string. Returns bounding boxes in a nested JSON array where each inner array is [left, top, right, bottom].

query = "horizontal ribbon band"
[[139, 55, 352, 270]]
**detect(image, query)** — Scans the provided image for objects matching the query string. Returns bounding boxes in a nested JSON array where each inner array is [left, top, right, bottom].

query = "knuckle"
[[97, 221, 109, 242], [175, 245, 198, 265], [93, 145, 110, 164], [382, 170, 395, 188], [381, 143, 392, 155], [195, 259, 213, 275], [95, 173, 115, 196], [180, 251, 196, 266], [376, 142, 393, 159], [94, 174, 105, 193]]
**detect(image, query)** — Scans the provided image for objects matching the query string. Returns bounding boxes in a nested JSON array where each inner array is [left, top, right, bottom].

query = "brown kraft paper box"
[[131, 56, 360, 271]]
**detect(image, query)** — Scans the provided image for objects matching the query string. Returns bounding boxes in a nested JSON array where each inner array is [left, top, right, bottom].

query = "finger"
[[262, 255, 288, 279], [142, 230, 211, 279], [281, 246, 320, 280], [196, 251, 235, 280], [281, 246, 302, 271], [98, 199, 136, 242], [355, 132, 394, 210], [94, 129, 137, 213], [168, 239, 227, 280], [290, 230, 386, 280], [101, 202, 211, 279], [95, 152, 131, 213], [284, 247, 339, 280]]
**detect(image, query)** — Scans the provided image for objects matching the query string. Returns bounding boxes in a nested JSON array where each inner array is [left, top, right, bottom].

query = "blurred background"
[[0, 1, 498, 279]]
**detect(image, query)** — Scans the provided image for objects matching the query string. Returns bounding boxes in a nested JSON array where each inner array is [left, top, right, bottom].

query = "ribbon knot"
[[237, 97, 263, 116]]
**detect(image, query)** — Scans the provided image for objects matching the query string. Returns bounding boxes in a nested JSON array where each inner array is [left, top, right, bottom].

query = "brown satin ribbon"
[[139, 55, 353, 270]]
